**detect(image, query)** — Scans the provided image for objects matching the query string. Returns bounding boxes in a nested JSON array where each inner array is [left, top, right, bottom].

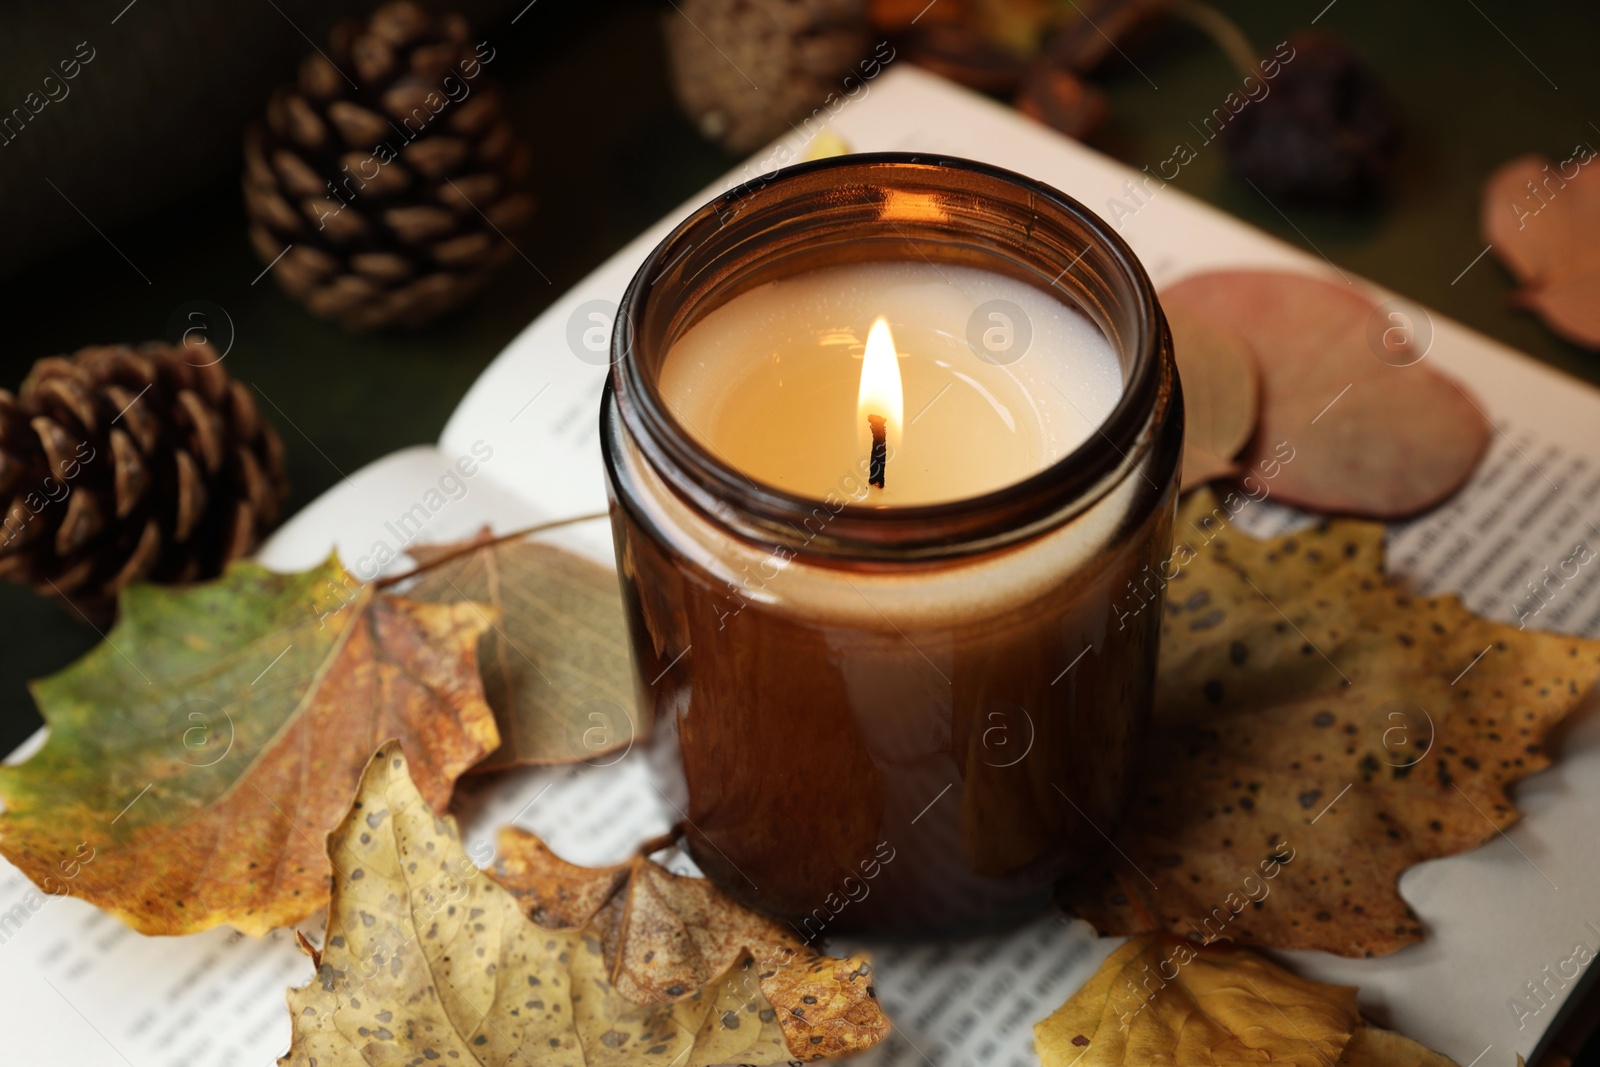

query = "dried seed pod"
[[664, 0, 872, 152], [1222, 32, 1402, 205]]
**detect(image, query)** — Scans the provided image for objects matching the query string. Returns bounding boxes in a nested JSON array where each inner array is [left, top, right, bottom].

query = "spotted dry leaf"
[[0, 556, 497, 936], [1482, 152, 1600, 348], [405, 532, 639, 772], [1057, 491, 1600, 957], [281, 744, 811, 1066], [490, 827, 890, 1060], [1035, 934, 1457, 1067], [1035, 934, 1360, 1067]]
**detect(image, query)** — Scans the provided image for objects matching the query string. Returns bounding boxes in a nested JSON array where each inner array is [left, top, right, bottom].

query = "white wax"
[[659, 261, 1124, 506]]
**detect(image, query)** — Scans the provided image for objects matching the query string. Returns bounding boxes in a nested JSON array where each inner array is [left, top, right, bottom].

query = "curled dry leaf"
[[1161, 270, 1491, 518], [1339, 1025, 1460, 1067], [872, 0, 1061, 54], [1482, 152, 1600, 348], [490, 827, 890, 1060], [0, 557, 497, 936], [281, 743, 881, 1066], [405, 533, 639, 772], [1179, 448, 1245, 491], [1057, 491, 1600, 957], [1036, 934, 1360, 1067], [1166, 305, 1260, 491], [1035, 934, 1457, 1067], [900, 22, 1031, 94], [1015, 61, 1110, 141], [1043, 0, 1168, 75]]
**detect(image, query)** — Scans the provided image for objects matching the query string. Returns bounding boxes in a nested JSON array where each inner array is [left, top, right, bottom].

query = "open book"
[[6, 66, 1600, 1066]]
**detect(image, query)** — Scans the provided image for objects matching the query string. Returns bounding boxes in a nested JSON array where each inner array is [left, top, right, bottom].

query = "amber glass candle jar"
[[600, 155, 1181, 937]]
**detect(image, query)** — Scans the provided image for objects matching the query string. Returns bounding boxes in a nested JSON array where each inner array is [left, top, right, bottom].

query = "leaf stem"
[[1166, 0, 1259, 80], [375, 510, 611, 588]]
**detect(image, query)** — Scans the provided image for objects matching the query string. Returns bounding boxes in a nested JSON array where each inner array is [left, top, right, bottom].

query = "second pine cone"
[[245, 2, 534, 331]]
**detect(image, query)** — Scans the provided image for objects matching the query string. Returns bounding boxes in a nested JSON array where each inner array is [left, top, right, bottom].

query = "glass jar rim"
[[605, 152, 1176, 561]]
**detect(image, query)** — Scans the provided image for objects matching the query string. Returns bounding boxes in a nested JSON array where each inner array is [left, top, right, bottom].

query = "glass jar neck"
[[606, 153, 1178, 563]]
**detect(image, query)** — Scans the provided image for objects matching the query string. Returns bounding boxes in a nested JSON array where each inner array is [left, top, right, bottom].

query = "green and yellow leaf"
[[0, 557, 498, 935]]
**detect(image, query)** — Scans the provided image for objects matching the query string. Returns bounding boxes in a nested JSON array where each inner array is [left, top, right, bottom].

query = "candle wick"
[[867, 414, 887, 489]]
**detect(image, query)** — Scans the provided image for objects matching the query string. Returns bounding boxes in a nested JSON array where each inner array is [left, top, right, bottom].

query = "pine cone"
[[0, 342, 290, 611], [665, 0, 872, 153], [244, 1, 534, 331]]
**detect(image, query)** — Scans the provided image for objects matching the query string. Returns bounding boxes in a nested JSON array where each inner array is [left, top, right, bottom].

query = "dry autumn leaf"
[[1482, 152, 1600, 348], [0, 557, 498, 935], [405, 533, 639, 772], [489, 826, 890, 1059], [1036, 934, 1359, 1066], [1161, 270, 1491, 518], [871, 0, 1061, 53], [1340, 1025, 1460, 1067], [1167, 305, 1260, 491], [281, 743, 872, 1065], [1057, 491, 1600, 957], [1035, 934, 1457, 1067]]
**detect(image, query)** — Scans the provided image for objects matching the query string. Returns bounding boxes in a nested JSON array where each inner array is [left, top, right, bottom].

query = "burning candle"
[[657, 261, 1124, 505], [602, 156, 1181, 935], [859, 317, 895, 491]]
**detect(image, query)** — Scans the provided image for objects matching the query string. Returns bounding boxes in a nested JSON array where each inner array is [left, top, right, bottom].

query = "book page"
[[6, 66, 1600, 1065]]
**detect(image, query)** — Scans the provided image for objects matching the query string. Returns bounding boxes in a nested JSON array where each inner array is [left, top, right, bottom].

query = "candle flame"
[[857, 316, 903, 455]]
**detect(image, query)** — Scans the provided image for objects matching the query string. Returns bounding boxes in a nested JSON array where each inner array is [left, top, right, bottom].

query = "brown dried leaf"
[[1015, 62, 1110, 141], [869, 0, 966, 33], [280, 744, 797, 1066], [490, 827, 890, 1060], [1035, 934, 1458, 1067], [1483, 155, 1600, 306], [1161, 270, 1491, 518], [871, 0, 1060, 53], [1514, 263, 1600, 347], [405, 533, 639, 772], [1483, 152, 1600, 347], [0, 556, 497, 935], [1044, 0, 1168, 74], [902, 23, 1030, 94], [1339, 1025, 1460, 1067], [1057, 490, 1600, 957], [1167, 305, 1260, 490], [1182, 447, 1243, 489], [1035, 934, 1361, 1067]]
